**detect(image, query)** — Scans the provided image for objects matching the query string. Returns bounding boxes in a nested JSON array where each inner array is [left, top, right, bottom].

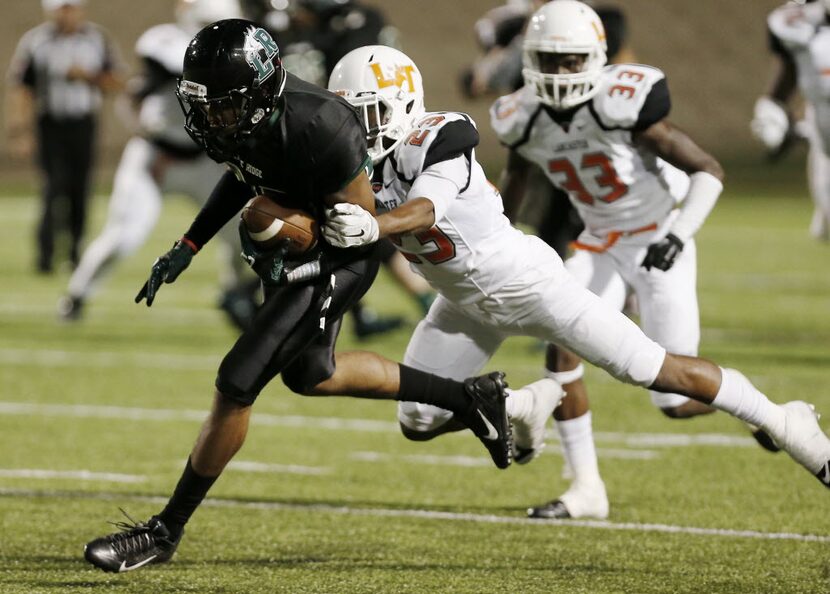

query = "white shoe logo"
[[477, 410, 499, 440], [118, 554, 157, 572]]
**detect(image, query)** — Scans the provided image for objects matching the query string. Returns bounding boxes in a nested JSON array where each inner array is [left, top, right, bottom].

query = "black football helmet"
[[177, 19, 287, 161]]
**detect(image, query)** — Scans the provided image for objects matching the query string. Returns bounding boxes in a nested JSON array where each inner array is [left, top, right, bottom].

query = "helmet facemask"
[[522, 46, 605, 110], [340, 88, 417, 163], [522, 0, 608, 111]]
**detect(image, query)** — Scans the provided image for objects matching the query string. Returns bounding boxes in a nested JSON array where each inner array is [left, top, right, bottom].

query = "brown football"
[[241, 195, 319, 256]]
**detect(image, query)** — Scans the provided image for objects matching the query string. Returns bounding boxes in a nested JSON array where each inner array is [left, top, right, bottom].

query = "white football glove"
[[322, 202, 380, 248], [750, 96, 789, 151]]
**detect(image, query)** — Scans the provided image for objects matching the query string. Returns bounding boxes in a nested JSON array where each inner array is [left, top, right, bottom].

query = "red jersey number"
[[547, 152, 628, 205], [391, 226, 457, 265]]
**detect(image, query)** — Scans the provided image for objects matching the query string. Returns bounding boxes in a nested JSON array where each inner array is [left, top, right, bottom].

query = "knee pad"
[[546, 363, 585, 385]]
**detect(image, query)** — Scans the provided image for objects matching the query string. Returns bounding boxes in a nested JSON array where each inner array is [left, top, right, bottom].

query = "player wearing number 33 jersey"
[[492, 0, 732, 519]]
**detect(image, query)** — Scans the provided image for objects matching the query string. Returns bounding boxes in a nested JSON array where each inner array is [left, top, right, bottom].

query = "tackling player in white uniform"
[[322, 41, 830, 511], [57, 0, 255, 327], [491, 0, 736, 518], [752, 0, 830, 240]]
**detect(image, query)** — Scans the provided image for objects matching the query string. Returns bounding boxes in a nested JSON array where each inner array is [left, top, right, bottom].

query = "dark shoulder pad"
[[423, 119, 480, 170], [633, 77, 671, 132]]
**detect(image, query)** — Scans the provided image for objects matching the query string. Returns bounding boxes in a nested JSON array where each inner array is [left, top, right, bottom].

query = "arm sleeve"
[[669, 171, 723, 243], [408, 155, 470, 224], [633, 77, 671, 131], [183, 170, 254, 249]]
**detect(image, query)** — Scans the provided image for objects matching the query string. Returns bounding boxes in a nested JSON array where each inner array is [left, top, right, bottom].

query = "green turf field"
[[0, 188, 828, 594]]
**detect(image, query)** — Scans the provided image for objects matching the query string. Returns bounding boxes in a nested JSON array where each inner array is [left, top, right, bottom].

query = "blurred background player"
[[241, 0, 435, 338], [751, 0, 830, 241], [492, 0, 733, 519], [56, 0, 262, 329], [5, 0, 124, 274]]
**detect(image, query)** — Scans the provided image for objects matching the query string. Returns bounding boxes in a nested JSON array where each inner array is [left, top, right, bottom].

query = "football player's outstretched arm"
[[499, 149, 532, 223], [751, 38, 797, 155], [635, 121, 724, 271]]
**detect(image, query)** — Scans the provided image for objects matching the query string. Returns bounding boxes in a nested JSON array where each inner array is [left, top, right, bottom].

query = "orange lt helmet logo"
[[370, 63, 416, 92]]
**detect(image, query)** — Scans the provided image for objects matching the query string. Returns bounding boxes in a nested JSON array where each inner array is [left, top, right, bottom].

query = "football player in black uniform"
[[82, 20, 512, 574]]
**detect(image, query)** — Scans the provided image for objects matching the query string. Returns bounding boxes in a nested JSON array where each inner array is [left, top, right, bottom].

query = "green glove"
[[135, 239, 197, 306], [238, 220, 290, 286]]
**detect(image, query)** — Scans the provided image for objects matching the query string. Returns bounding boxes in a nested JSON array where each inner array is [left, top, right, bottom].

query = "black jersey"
[[184, 72, 370, 248]]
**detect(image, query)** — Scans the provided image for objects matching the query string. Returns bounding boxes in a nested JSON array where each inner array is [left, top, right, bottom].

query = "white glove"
[[750, 96, 789, 151], [322, 202, 380, 248]]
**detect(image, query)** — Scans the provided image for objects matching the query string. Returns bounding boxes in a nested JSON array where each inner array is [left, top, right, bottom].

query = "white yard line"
[[227, 461, 331, 476], [0, 400, 758, 449], [0, 487, 826, 543], [0, 469, 146, 483], [0, 348, 220, 371]]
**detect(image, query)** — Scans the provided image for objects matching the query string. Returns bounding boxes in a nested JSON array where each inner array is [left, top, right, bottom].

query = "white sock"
[[711, 368, 786, 435], [505, 388, 534, 421], [555, 411, 602, 488]]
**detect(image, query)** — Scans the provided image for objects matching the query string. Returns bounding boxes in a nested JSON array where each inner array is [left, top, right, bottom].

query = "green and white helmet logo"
[[244, 27, 279, 83]]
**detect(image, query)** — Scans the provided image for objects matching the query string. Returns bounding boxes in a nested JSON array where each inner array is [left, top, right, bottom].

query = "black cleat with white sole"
[[460, 371, 513, 469], [84, 513, 181, 573]]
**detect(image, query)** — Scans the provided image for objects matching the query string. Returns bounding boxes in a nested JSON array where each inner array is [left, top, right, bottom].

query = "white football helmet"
[[328, 45, 425, 164], [522, 0, 607, 110], [176, 0, 243, 35]]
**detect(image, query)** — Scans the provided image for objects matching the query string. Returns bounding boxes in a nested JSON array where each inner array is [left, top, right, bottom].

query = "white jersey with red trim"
[[374, 110, 547, 304], [768, 2, 830, 151], [490, 63, 689, 245]]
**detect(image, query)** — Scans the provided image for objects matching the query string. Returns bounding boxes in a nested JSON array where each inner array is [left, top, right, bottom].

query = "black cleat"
[[84, 512, 181, 573], [461, 371, 513, 469], [527, 499, 571, 519]]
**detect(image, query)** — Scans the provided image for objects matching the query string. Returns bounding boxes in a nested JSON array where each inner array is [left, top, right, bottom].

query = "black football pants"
[[36, 115, 96, 270], [216, 254, 380, 405]]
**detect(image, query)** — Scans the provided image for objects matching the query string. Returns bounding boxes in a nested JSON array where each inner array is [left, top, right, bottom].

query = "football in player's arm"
[[83, 19, 518, 574], [489, 0, 829, 520]]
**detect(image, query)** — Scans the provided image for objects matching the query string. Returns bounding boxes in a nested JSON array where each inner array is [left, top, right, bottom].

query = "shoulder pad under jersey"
[[490, 85, 542, 148], [768, 2, 825, 51], [394, 111, 479, 181], [591, 64, 668, 130], [135, 24, 190, 75]]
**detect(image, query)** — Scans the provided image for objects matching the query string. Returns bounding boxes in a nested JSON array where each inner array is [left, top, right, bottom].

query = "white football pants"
[[398, 238, 666, 432], [565, 237, 700, 409], [67, 137, 243, 300]]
